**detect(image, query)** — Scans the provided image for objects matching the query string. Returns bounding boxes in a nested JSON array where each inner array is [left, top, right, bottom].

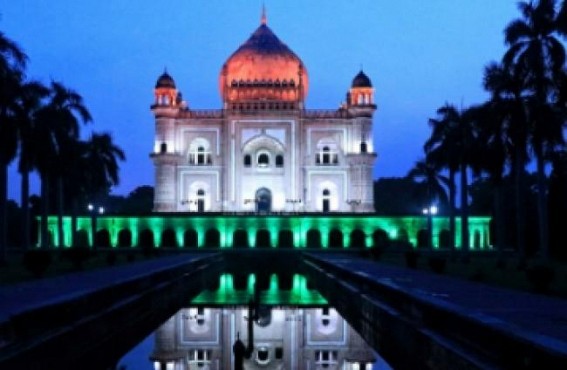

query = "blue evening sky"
[[2, 1, 519, 201]]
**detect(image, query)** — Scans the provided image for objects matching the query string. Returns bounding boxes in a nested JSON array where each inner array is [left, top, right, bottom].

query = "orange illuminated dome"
[[219, 9, 308, 106]]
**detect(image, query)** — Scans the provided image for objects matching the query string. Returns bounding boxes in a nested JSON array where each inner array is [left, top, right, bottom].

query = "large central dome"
[[219, 14, 308, 104]]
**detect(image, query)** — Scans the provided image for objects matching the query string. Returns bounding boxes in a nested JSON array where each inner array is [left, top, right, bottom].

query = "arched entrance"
[[204, 229, 220, 248], [161, 229, 177, 248], [278, 230, 294, 248], [349, 229, 366, 249], [118, 229, 132, 248], [256, 229, 271, 248], [256, 188, 271, 213], [372, 229, 389, 249], [329, 229, 344, 248], [306, 229, 322, 248], [138, 229, 155, 249], [322, 189, 331, 213], [196, 189, 205, 212], [95, 229, 111, 248], [233, 229, 249, 248], [183, 229, 198, 248]]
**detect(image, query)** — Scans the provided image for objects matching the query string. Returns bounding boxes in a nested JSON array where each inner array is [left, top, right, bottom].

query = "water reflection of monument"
[[150, 306, 375, 369]]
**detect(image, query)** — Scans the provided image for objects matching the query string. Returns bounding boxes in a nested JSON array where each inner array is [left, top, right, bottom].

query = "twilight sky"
[[2, 0, 519, 201]]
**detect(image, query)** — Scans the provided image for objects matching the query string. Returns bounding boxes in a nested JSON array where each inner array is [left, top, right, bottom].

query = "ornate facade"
[[151, 11, 377, 213]]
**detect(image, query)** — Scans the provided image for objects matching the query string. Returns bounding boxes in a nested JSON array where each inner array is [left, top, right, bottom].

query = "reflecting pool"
[[118, 306, 392, 370], [116, 272, 392, 369]]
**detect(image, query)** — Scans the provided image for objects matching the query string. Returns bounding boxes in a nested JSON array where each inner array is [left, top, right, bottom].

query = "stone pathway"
[[311, 253, 567, 350], [0, 253, 213, 324]]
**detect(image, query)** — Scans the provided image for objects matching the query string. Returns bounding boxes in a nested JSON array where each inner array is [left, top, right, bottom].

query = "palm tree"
[[0, 32, 27, 261], [504, 0, 567, 259], [35, 81, 92, 248], [425, 108, 461, 250], [407, 158, 448, 248], [469, 101, 510, 258], [67, 133, 125, 247], [427, 104, 476, 254], [82, 133, 125, 193], [482, 62, 532, 261], [14, 81, 49, 250]]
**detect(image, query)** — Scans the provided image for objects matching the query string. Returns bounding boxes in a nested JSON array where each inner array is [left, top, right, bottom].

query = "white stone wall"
[[152, 108, 376, 213]]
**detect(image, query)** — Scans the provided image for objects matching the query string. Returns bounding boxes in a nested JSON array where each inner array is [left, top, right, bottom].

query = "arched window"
[[360, 142, 367, 153], [160, 142, 167, 153], [197, 189, 205, 212], [244, 154, 251, 167], [275, 154, 284, 167], [322, 189, 331, 212], [189, 140, 212, 166], [317, 146, 338, 165], [257, 153, 270, 167]]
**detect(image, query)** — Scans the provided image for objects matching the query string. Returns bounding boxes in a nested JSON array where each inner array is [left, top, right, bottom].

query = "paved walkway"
[[0, 253, 214, 323], [310, 253, 567, 351]]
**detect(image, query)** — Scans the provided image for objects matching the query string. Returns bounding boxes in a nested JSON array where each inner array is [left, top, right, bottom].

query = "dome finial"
[[261, 3, 267, 25]]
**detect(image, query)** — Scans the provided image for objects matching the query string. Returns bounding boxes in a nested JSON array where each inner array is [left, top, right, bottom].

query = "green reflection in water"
[[191, 273, 327, 305]]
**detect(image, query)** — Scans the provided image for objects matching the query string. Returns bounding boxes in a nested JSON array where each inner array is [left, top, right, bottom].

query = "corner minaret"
[[347, 70, 376, 117], [151, 70, 182, 212], [344, 70, 377, 212], [153, 70, 178, 107]]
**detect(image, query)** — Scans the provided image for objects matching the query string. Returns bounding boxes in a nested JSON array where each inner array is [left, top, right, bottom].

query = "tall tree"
[[426, 104, 476, 254], [14, 81, 49, 250], [35, 81, 92, 248], [425, 107, 461, 250], [0, 32, 27, 261], [504, 0, 567, 259], [469, 99, 510, 258], [482, 62, 532, 261], [71, 133, 125, 247], [407, 158, 448, 248]]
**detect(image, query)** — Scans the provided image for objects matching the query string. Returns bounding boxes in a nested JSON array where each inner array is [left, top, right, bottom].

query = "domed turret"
[[154, 70, 178, 107], [155, 71, 176, 89], [348, 69, 375, 109], [351, 70, 372, 88], [219, 8, 308, 108]]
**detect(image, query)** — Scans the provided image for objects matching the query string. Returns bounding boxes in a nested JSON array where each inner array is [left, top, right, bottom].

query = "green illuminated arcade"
[[45, 214, 491, 250]]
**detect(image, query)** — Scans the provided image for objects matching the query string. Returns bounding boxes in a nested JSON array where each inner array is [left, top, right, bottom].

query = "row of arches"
[[230, 78, 297, 87], [85, 227, 391, 249], [50, 215, 491, 249], [227, 88, 300, 103], [243, 152, 284, 168], [230, 102, 297, 111]]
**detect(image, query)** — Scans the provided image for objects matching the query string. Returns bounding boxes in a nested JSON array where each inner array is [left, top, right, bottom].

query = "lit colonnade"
[[44, 214, 491, 250]]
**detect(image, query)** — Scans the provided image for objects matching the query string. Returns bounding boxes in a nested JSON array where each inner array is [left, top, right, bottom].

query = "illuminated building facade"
[[43, 11, 492, 251], [151, 11, 376, 213]]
